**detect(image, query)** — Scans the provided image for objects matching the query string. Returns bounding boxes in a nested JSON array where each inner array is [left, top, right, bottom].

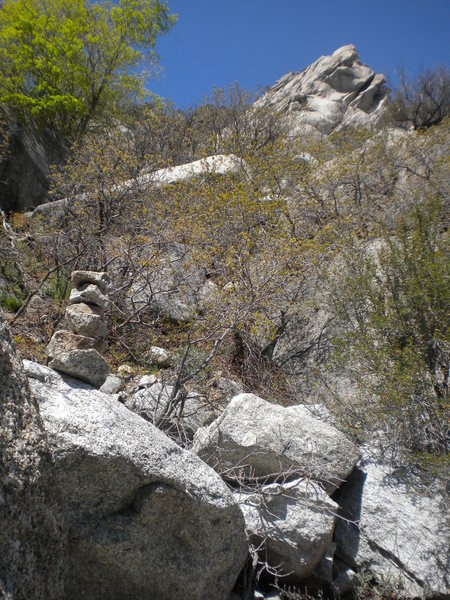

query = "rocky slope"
[[1, 45, 448, 600], [0, 309, 448, 598]]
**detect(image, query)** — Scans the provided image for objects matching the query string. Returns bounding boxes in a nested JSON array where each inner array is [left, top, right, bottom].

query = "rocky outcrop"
[[47, 270, 110, 388], [126, 243, 212, 322], [25, 360, 247, 600], [334, 460, 449, 598], [0, 312, 64, 599], [235, 479, 338, 581], [0, 126, 64, 212], [193, 393, 359, 493], [32, 154, 244, 218], [255, 45, 388, 136]]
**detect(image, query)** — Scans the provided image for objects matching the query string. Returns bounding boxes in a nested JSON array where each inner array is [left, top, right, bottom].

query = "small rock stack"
[[47, 271, 110, 388]]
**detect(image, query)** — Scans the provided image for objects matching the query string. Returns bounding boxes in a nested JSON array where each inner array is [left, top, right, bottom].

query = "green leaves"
[[0, 0, 176, 136]]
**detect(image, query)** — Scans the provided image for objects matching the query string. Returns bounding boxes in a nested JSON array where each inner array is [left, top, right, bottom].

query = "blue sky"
[[149, 0, 449, 108]]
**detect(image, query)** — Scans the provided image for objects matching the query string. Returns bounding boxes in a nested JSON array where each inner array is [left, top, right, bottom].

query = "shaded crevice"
[[113, 479, 182, 518], [366, 538, 426, 589]]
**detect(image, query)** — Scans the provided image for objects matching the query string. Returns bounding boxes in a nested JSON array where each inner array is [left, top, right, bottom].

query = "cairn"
[[47, 271, 110, 388]]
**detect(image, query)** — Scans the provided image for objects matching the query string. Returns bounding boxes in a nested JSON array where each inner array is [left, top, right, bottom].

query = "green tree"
[[327, 195, 449, 466], [0, 0, 176, 136]]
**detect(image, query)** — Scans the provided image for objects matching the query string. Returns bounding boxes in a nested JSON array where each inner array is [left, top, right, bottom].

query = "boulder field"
[[0, 309, 447, 597]]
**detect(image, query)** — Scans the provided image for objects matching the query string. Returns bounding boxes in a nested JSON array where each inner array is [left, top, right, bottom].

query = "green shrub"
[[0, 290, 25, 312], [326, 195, 449, 468], [43, 272, 70, 301]]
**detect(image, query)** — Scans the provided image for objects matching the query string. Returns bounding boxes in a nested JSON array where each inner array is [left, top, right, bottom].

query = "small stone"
[[69, 284, 108, 309], [47, 330, 107, 357], [146, 346, 171, 368], [138, 374, 158, 389], [65, 303, 107, 338], [99, 375, 123, 395], [71, 271, 111, 293], [117, 364, 135, 378], [49, 349, 109, 388]]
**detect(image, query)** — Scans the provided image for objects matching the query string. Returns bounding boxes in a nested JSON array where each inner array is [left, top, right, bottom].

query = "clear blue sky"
[[149, 0, 449, 108]]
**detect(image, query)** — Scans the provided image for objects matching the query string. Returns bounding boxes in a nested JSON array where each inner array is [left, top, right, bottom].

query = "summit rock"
[[255, 45, 388, 135]]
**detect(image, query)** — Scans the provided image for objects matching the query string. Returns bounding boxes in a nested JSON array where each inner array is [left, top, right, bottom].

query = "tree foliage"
[[0, 0, 176, 136]]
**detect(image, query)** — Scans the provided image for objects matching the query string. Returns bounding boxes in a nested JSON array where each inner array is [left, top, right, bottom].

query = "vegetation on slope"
[[0, 1, 448, 481]]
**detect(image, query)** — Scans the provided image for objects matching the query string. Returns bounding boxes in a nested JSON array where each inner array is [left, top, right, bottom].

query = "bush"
[[0, 291, 25, 312], [326, 195, 448, 467], [0, 258, 26, 312], [388, 67, 450, 129], [42, 272, 70, 302]]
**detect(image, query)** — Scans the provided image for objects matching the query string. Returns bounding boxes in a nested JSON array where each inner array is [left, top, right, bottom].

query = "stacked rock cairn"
[[46, 271, 110, 388]]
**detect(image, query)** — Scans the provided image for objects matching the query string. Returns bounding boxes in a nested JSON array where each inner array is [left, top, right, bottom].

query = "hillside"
[[1, 42, 449, 600]]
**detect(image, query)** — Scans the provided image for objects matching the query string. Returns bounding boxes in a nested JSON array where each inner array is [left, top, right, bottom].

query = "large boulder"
[[235, 479, 338, 582], [192, 393, 360, 493], [255, 45, 388, 136], [333, 460, 449, 598], [25, 361, 247, 600], [0, 313, 64, 599]]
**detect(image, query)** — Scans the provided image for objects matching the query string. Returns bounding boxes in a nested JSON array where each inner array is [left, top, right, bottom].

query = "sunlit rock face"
[[255, 45, 388, 135], [25, 361, 247, 600]]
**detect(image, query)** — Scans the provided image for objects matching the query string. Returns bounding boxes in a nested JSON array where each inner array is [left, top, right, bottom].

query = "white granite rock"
[[65, 303, 107, 338], [25, 361, 248, 600], [146, 345, 172, 367], [48, 348, 109, 389], [71, 271, 111, 293], [47, 330, 107, 357], [254, 45, 388, 136], [235, 479, 338, 581], [137, 374, 158, 389], [193, 393, 360, 493], [334, 461, 449, 598], [99, 375, 123, 395], [125, 383, 219, 439], [69, 283, 108, 309]]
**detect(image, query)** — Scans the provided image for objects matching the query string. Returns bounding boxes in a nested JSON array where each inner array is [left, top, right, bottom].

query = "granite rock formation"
[[254, 45, 388, 136], [25, 361, 248, 600]]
